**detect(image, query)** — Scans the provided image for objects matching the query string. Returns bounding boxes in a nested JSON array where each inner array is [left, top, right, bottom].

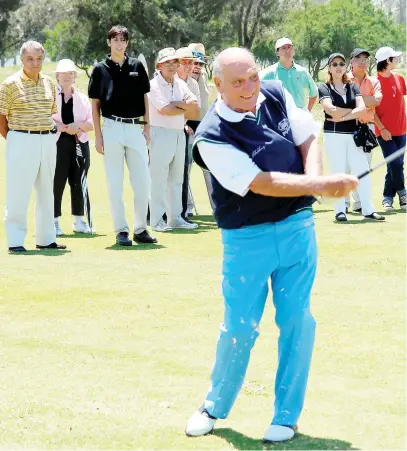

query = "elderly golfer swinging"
[[185, 47, 358, 442]]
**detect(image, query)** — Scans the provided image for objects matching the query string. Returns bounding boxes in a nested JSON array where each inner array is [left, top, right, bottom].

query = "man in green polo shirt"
[[260, 37, 318, 111]]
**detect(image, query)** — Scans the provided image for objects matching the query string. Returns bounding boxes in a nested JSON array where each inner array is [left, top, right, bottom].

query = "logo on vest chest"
[[278, 118, 291, 136], [252, 145, 266, 157]]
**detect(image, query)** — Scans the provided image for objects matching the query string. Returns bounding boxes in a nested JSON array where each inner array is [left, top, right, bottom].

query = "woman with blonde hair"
[[318, 53, 384, 222], [53, 59, 94, 235]]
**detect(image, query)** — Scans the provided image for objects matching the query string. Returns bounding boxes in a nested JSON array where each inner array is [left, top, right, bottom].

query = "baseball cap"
[[328, 53, 346, 65], [375, 46, 402, 62], [275, 37, 293, 50], [350, 48, 370, 59], [55, 59, 78, 73]]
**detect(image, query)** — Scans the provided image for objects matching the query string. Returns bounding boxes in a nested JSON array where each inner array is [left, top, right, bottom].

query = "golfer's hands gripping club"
[[316, 174, 359, 199]]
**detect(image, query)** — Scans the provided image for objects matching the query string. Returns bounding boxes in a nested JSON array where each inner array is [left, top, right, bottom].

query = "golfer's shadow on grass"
[[9, 250, 71, 256], [60, 233, 107, 239], [214, 428, 359, 450], [105, 244, 166, 251]]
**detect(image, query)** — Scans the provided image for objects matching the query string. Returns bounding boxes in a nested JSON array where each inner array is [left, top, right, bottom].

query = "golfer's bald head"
[[213, 47, 256, 81]]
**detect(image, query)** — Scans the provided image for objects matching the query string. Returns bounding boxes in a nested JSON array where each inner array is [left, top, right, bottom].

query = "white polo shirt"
[[198, 88, 320, 196], [148, 71, 197, 130]]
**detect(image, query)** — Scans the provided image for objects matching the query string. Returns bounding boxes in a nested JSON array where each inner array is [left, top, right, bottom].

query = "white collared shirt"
[[198, 87, 320, 196]]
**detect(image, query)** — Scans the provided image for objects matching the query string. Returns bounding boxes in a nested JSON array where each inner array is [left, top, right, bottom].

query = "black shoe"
[[116, 232, 132, 246], [364, 212, 385, 221], [9, 246, 26, 253], [352, 208, 362, 213], [133, 230, 157, 244], [335, 212, 347, 222], [36, 242, 67, 250]]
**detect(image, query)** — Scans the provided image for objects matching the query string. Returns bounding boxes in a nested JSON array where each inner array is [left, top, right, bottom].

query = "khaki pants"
[[5, 131, 57, 248], [149, 126, 185, 227], [102, 118, 150, 234]]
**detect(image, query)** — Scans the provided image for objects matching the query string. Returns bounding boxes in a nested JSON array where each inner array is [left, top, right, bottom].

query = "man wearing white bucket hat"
[[148, 47, 199, 232], [53, 59, 94, 236], [0, 40, 66, 252]]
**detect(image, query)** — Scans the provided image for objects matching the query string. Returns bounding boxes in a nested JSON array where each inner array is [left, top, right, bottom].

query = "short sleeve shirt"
[[148, 72, 197, 130], [260, 62, 318, 109], [348, 72, 382, 123], [318, 82, 361, 133], [88, 55, 150, 118], [375, 72, 406, 137], [0, 70, 57, 131]]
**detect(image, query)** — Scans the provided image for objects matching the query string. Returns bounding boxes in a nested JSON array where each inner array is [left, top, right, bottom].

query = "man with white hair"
[[185, 47, 358, 442], [0, 41, 66, 252]]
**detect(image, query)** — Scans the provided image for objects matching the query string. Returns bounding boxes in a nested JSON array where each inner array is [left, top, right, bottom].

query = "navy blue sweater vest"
[[193, 81, 315, 229]]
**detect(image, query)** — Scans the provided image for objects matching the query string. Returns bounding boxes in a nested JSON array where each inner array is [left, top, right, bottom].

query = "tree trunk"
[[1, 57, 4, 67]]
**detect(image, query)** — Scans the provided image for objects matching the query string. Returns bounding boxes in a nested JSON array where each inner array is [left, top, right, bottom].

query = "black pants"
[[182, 120, 200, 218], [54, 134, 90, 218]]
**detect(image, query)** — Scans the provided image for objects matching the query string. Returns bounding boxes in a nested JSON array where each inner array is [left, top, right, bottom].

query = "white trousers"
[[324, 132, 375, 216], [149, 126, 185, 227], [102, 119, 150, 234], [5, 131, 57, 247], [346, 124, 374, 210]]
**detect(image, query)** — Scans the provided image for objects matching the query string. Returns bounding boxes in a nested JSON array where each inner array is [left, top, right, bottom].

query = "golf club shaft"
[[357, 147, 406, 180]]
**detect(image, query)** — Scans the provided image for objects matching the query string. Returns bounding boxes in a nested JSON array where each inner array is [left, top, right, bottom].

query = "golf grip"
[[357, 147, 406, 180]]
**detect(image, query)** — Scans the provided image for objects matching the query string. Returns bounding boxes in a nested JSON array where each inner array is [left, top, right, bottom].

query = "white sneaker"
[[263, 425, 296, 443], [185, 410, 216, 437], [73, 219, 92, 233], [54, 220, 64, 237], [168, 216, 198, 229], [152, 219, 172, 232]]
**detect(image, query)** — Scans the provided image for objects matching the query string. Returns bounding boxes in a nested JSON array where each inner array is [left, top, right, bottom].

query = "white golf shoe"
[[168, 216, 198, 229], [263, 424, 297, 443], [54, 219, 64, 237], [185, 409, 216, 437], [73, 219, 93, 234]]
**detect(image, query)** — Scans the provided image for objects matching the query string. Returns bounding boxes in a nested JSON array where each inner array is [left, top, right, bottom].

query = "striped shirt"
[[0, 69, 57, 131]]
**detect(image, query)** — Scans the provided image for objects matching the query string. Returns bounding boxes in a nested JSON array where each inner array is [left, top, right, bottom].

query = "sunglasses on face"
[[331, 62, 346, 67], [180, 59, 194, 66], [354, 57, 370, 63], [194, 62, 204, 67]]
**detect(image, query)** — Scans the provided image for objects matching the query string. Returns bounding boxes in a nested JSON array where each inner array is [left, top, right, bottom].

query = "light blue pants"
[[203, 209, 317, 427]]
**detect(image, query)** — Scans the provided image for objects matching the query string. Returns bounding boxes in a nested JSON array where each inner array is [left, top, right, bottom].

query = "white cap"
[[55, 59, 78, 73], [375, 46, 402, 63], [275, 37, 293, 50]]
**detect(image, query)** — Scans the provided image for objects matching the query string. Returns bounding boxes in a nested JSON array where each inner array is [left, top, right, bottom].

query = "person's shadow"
[[214, 428, 359, 450]]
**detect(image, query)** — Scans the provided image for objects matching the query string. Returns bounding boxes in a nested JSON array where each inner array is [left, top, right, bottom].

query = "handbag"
[[353, 122, 378, 153]]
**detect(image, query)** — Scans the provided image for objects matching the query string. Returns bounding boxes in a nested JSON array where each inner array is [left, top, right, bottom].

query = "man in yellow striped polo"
[[0, 41, 66, 252]]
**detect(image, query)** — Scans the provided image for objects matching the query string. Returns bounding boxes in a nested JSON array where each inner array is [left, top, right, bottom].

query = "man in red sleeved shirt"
[[374, 47, 406, 212]]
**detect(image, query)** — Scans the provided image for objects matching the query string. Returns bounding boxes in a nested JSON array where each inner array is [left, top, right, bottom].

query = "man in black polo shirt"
[[88, 25, 156, 246]]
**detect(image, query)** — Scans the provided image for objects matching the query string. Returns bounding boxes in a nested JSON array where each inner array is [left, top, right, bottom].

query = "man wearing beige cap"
[[188, 42, 215, 213], [148, 47, 199, 231], [260, 37, 318, 111], [0, 40, 66, 252]]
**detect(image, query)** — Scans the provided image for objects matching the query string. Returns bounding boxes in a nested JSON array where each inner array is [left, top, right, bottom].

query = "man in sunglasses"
[[188, 43, 216, 214], [260, 38, 318, 112], [346, 48, 383, 213], [148, 47, 199, 232]]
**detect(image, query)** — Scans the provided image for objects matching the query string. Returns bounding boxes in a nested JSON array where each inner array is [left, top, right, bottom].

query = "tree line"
[[0, 0, 405, 79]]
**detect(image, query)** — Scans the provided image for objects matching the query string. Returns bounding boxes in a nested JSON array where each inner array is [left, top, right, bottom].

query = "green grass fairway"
[[0, 64, 405, 450]]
